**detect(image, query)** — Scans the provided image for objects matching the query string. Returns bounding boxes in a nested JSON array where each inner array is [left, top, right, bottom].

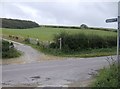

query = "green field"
[[2, 27, 117, 41], [1, 27, 117, 57]]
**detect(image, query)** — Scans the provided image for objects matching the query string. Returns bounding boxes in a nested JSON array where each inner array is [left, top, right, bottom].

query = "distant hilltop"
[[1, 18, 40, 29]]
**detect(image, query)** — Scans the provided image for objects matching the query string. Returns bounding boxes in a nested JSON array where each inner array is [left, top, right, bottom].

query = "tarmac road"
[[2, 39, 117, 87], [2, 56, 116, 87]]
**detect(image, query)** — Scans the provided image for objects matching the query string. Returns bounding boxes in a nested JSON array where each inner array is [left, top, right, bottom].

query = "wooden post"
[[59, 38, 62, 50]]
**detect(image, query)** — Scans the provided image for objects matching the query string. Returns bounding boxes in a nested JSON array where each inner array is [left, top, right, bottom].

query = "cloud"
[[1, 1, 118, 28]]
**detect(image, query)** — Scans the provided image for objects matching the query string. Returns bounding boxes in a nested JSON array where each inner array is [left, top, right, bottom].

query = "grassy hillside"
[[1, 18, 39, 29], [2, 27, 117, 41]]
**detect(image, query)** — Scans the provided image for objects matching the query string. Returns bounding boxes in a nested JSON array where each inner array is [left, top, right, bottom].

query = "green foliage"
[[28, 42, 116, 57], [1, 18, 39, 29], [2, 40, 10, 51], [2, 27, 117, 41], [2, 40, 21, 59], [80, 24, 88, 29], [92, 63, 119, 88], [51, 32, 117, 51], [49, 42, 57, 48], [41, 25, 116, 32]]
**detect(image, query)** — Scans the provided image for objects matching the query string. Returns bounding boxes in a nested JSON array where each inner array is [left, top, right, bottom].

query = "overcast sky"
[[1, 0, 119, 28]]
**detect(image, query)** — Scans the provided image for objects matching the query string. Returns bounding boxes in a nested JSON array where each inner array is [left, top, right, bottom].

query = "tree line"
[[1, 18, 40, 29]]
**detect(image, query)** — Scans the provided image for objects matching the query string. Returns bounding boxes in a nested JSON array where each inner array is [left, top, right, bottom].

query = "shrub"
[[92, 63, 119, 87], [2, 40, 10, 51], [2, 40, 21, 59], [49, 42, 57, 48], [24, 38, 30, 43], [50, 32, 116, 52]]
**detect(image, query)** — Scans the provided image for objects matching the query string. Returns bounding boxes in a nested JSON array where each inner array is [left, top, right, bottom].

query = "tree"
[[80, 24, 88, 29], [1, 18, 40, 29]]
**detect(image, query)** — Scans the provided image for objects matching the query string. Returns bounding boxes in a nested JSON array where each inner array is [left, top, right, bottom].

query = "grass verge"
[[91, 63, 119, 88], [2, 37, 116, 58], [2, 40, 22, 59], [26, 43, 116, 58], [2, 48, 22, 59]]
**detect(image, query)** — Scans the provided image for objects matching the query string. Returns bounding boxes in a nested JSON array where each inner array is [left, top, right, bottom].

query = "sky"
[[0, 0, 119, 29]]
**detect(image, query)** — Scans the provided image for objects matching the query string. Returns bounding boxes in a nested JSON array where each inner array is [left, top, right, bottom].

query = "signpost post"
[[106, 1, 120, 62], [60, 38, 62, 50], [58, 38, 62, 50], [118, 1, 120, 63]]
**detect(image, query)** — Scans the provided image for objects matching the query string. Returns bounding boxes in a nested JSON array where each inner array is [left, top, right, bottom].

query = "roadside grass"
[[2, 27, 117, 41], [26, 43, 116, 58], [2, 35, 117, 58], [3, 37, 116, 58], [91, 63, 119, 88], [2, 48, 22, 59], [2, 40, 22, 59]]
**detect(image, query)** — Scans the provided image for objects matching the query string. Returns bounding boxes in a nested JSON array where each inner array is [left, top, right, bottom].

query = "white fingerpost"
[[118, 1, 120, 63], [106, 2, 120, 62], [60, 38, 62, 50]]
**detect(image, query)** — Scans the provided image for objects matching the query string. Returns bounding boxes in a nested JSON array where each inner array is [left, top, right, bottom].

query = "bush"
[[24, 38, 30, 43], [50, 32, 117, 52], [92, 63, 119, 88], [49, 42, 57, 48], [2, 40, 10, 51], [2, 40, 21, 59]]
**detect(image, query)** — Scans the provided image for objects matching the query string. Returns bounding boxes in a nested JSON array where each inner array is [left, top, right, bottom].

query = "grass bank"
[[26, 43, 116, 58], [91, 63, 119, 88], [2, 48, 21, 59], [2, 40, 22, 59]]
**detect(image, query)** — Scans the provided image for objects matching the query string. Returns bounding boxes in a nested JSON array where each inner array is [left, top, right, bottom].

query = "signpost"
[[58, 38, 62, 50], [60, 38, 62, 50], [106, 1, 120, 62], [118, 1, 120, 63], [106, 18, 118, 23]]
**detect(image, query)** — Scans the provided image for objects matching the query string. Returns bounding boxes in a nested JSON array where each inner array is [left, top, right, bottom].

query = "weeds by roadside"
[[2, 40, 22, 59], [91, 57, 119, 88]]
